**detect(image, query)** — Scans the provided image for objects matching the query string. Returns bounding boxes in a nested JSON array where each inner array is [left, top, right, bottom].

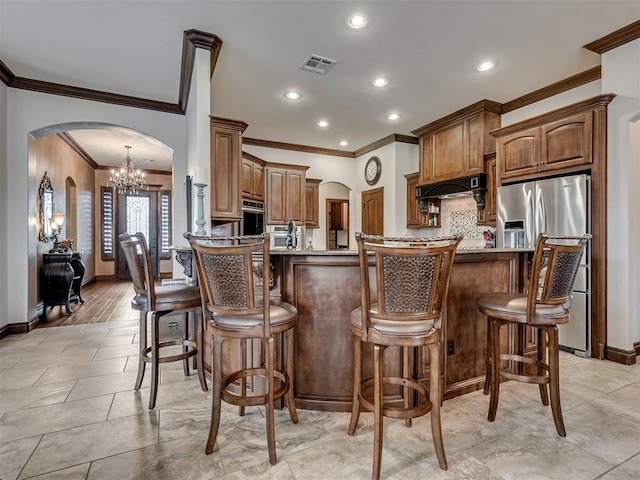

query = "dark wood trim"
[[210, 116, 249, 133], [243, 137, 355, 158], [11, 76, 182, 114], [96, 165, 171, 175], [2, 317, 40, 337], [0, 58, 15, 86], [354, 133, 419, 158], [605, 346, 637, 365], [95, 274, 117, 281], [57, 132, 99, 169], [502, 67, 602, 114], [264, 162, 309, 171], [179, 30, 223, 114], [583, 20, 640, 54], [411, 99, 503, 137], [1, 28, 225, 116], [635, 341, 640, 356], [242, 150, 267, 166], [491, 94, 616, 138]]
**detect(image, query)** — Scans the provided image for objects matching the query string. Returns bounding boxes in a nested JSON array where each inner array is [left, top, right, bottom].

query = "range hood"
[[416, 173, 487, 211]]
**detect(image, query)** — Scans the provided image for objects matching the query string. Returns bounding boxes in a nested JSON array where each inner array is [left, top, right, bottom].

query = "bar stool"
[[186, 233, 298, 465], [348, 233, 462, 480], [477, 233, 590, 436], [119, 233, 207, 409]]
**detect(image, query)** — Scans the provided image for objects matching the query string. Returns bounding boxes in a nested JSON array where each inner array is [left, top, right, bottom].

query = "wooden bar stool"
[[119, 232, 207, 410], [187, 232, 298, 465], [477, 233, 590, 436], [348, 233, 462, 480]]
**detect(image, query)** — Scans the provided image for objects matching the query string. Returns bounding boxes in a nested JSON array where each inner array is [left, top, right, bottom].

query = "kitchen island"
[[264, 247, 532, 411]]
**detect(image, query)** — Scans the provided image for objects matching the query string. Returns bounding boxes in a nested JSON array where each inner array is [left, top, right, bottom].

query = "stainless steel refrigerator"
[[497, 174, 590, 356]]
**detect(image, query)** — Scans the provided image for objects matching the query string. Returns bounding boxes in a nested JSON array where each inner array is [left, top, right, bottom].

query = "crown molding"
[[354, 134, 419, 158], [242, 150, 267, 166], [210, 116, 249, 133], [57, 132, 99, 169], [179, 30, 223, 113], [411, 99, 503, 137], [502, 66, 602, 114], [583, 19, 640, 54], [0, 29, 222, 116], [96, 165, 171, 175], [243, 137, 355, 158]]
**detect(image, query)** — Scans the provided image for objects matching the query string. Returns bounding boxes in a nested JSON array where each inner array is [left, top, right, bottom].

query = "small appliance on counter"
[[267, 223, 302, 250]]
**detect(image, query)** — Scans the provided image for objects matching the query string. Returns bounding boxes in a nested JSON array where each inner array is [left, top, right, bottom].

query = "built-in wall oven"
[[241, 200, 265, 236]]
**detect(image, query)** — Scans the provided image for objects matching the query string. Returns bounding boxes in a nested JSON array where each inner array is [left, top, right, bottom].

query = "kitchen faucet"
[[286, 220, 297, 250]]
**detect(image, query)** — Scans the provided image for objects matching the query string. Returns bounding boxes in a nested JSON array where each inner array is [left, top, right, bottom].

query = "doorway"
[[361, 187, 384, 236], [116, 191, 159, 279], [326, 199, 349, 250]]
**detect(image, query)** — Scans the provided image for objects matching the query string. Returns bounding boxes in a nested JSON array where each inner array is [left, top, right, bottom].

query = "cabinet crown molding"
[[411, 99, 503, 137], [491, 94, 615, 138], [210, 116, 249, 133]]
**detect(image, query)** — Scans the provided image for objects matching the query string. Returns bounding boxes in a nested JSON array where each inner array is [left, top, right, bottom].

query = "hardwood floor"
[[37, 280, 139, 328]]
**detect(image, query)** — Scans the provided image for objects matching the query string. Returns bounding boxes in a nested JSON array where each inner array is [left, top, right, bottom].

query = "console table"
[[41, 252, 85, 320]]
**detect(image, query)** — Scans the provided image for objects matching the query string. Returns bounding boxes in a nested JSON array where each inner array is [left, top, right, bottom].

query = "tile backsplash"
[[409, 195, 495, 249]]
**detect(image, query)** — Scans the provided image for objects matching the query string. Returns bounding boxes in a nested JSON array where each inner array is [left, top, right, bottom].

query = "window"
[[159, 190, 171, 259], [101, 186, 114, 260]]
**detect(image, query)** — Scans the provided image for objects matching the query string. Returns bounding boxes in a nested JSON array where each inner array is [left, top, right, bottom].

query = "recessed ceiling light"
[[339, 140, 349, 147], [372, 77, 389, 87], [347, 14, 367, 29], [284, 90, 302, 100], [477, 61, 495, 72], [317, 120, 329, 127], [385, 113, 401, 121]]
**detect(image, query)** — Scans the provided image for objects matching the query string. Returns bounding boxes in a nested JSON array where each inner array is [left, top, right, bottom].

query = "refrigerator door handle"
[[537, 188, 546, 235]]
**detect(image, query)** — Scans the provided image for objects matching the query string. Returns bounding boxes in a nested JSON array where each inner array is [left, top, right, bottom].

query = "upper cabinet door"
[[266, 168, 287, 224], [210, 117, 248, 221], [497, 126, 540, 181], [286, 170, 305, 224], [541, 111, 593, 171]]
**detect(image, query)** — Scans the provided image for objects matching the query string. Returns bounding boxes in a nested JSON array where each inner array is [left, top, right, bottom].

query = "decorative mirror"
[[39, 171, 56, 242]]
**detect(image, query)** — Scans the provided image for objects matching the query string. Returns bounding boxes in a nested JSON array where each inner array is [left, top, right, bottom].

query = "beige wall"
[[31, 134, 96, 315]]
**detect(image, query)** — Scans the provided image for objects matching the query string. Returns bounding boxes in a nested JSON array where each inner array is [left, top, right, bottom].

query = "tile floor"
[[1, 319, 639, 479]]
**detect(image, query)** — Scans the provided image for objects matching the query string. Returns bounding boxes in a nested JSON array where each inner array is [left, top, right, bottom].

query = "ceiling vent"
[[300, 54, 337, 75]]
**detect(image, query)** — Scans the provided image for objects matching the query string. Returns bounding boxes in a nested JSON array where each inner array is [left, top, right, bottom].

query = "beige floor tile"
[[591, 382, 640, 424], [599, 452, 640, 479], [554, 402, 640, 464], [215, 460, 297, 480], [0, 367, 47, 391], [62, 334, 135, 351], [19, 412, 159, 479], [87, 433, 224, 480], [0, 394, 112, 443], [466, 421, 615, 480], [4, 349, 96, 371], [34, 357, 127, 385], [0, 380, 75, 415], [0, 436, 41, 480], [22, 463, 90, 480], [66, 370, 149, 401], [91, 343, 140, 361]]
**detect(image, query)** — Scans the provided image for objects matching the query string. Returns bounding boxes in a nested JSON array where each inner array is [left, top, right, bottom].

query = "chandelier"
[[108, 145, 147, 194]]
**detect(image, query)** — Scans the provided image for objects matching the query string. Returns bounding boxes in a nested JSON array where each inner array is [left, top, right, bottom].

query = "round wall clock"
[[364, 156, 382, 185]]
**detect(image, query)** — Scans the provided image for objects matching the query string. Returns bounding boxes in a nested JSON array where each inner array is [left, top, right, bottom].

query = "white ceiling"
[[1, 1, 638, 171]]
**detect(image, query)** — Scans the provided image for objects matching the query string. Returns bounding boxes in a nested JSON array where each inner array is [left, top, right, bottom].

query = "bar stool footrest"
[[221, 367, 290, 407], [359, 376, 431, 420], [141, 339, 198, 364]]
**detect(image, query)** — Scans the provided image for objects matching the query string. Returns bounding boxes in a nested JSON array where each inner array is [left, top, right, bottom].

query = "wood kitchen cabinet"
[[412, 100, 501, 184], [265, 163, 308, 225], [210, 116, 248, 221], [305, 178, 321, 228], [477, 153, 497, 226], [241, 152, 265, 201], [495, 110, 593, 182], [405, 172, 424, 228]]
